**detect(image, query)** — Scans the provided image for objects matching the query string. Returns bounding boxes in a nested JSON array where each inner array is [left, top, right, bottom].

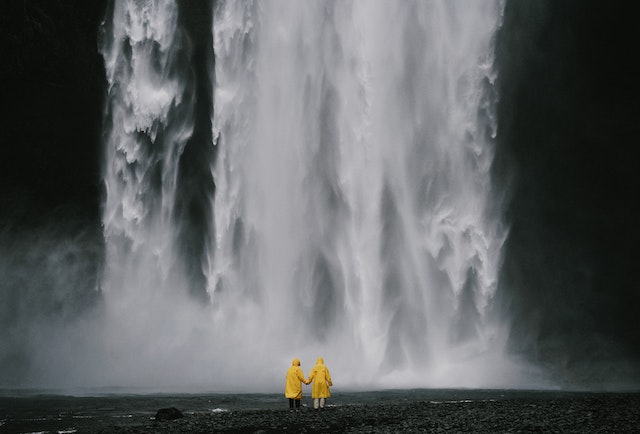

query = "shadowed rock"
[[155, 407, 183, 420]]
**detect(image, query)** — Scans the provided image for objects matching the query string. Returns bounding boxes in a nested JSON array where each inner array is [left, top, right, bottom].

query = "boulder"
[[155, 407, 184, 420]]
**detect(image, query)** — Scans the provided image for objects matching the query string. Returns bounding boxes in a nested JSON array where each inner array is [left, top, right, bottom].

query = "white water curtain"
[[94, 0, 530, 391]]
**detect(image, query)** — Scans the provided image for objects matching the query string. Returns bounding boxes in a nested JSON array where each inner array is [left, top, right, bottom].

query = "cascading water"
[[97, 0, 213, 387], [94, 0, 528, 391]]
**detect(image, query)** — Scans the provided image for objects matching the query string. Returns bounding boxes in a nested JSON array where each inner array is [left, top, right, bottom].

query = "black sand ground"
[[2, 391, 639, 433]]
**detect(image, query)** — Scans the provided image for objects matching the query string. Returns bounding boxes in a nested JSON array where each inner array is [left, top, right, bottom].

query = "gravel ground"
[[2, 392, 639, 433], [88, 394, 640, 433]]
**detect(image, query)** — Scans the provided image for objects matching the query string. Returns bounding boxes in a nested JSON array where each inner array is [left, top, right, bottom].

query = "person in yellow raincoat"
[[285, 357, 309, 411], [306, 357, 333, 410]]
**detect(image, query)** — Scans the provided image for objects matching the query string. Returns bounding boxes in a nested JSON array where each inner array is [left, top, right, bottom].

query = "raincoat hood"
[[292, 358, 301, 366], [316, 357, 324, 365]]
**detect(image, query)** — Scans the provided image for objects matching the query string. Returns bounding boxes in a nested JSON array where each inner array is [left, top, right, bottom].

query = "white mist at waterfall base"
[[25, 0, 550, 393]]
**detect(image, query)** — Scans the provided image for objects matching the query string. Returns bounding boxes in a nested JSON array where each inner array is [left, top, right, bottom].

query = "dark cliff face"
[[0, 0, 108, 224], [0, 1, 108, 386], [495, 0, 640, 384]]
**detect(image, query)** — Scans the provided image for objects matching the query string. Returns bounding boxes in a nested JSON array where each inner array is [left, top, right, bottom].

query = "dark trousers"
[[288, 398, 301, 409]]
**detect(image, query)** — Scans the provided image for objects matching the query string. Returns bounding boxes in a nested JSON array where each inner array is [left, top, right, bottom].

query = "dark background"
[[1, 0, 106, 224], [495, 1, 639, 385], [1, 0, 638, 387]]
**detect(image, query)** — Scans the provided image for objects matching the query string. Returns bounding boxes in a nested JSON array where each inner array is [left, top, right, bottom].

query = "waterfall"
[[98, 0, 211, 387], [101, 0, 193, 289], [95, 0, 526, 391]]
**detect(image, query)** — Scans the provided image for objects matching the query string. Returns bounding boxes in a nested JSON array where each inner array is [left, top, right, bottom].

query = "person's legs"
[[319, 397, 325, 409], [295, 399, 301, 410], [313, 398, 319, 409], [288, 398, 294, 410]]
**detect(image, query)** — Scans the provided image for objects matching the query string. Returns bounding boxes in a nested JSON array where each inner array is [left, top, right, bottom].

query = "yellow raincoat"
[[285, 358, 307, 399], [307, 357, 332, 399]]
